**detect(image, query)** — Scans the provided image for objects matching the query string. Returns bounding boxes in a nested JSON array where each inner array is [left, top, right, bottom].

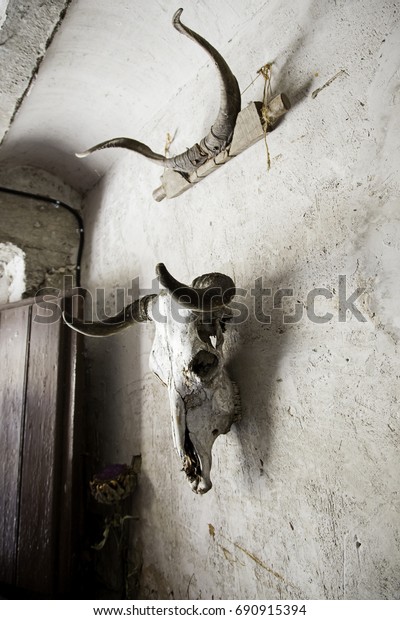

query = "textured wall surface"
[[0, 167, 82, 298], [0, 0, 72, 143], [1, 0, 398, 601], [78, 0, 400, 600], [0, 191, 79, 296]]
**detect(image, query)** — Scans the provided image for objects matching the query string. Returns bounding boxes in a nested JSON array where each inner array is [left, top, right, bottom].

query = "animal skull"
[[64, 264, 241, 494]]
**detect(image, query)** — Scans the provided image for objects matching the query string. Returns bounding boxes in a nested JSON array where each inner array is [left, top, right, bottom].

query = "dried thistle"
[[90, 456, 141, 552], [90, 456, 141, 505]]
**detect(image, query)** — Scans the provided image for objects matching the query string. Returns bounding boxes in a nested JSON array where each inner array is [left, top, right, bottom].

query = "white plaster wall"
[[0, 0, 72, 142], [81, 0, 400, 599]]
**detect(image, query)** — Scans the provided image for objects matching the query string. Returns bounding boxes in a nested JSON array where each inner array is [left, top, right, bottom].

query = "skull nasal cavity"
[[190, 350, 218, 379]]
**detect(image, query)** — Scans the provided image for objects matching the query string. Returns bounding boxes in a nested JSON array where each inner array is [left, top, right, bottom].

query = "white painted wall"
[[81, 0, 400, 599], [0, 0, 71, 143]]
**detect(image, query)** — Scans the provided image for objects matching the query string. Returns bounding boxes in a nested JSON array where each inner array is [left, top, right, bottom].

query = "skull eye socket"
[[189, 350, 218, 379]]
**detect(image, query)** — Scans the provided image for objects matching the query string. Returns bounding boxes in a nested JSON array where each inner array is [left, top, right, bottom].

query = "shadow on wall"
[[79, 322, 144, 597], [223, 268, 295, 487], [271, 31, 315, 110], [0, 138, 109, 194]]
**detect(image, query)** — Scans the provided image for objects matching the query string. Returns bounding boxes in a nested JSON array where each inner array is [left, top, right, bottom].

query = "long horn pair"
[[63, 264, 235, 337], [75, 9, 241, 174]]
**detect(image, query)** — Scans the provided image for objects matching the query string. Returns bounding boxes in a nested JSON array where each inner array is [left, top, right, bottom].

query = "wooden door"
[[0, 295, 83, 595]]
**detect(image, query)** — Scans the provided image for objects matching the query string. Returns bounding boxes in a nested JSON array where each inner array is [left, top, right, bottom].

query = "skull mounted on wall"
[[64, 263, 241, 494]]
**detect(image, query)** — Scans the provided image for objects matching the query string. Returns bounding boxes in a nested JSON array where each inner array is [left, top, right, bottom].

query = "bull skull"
[[76, 8, 241, 175], [64, 264, 241, 494]]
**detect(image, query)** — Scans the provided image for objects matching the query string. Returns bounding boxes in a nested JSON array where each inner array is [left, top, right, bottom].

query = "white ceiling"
[[0, 0, 266, 194]]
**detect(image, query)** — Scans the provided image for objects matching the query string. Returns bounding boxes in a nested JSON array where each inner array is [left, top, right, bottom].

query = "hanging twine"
[[258, 62, 273, 171], [241, 62, 273, 171], [164, 131, 174, 157]]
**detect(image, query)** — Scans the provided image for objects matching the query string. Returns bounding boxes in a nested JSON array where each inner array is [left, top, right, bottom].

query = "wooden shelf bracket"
[[152, 93, 291, 202]]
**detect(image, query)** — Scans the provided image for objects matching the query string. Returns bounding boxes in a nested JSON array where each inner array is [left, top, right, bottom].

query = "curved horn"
[[156, 263, 235, 312], [171, 8, 241, 159], [76, 9, 241, 174], [63, 295, 156, 337]]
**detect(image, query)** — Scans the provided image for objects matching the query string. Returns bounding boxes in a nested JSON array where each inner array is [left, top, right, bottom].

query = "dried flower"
[[90, 457, 141, 505]]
